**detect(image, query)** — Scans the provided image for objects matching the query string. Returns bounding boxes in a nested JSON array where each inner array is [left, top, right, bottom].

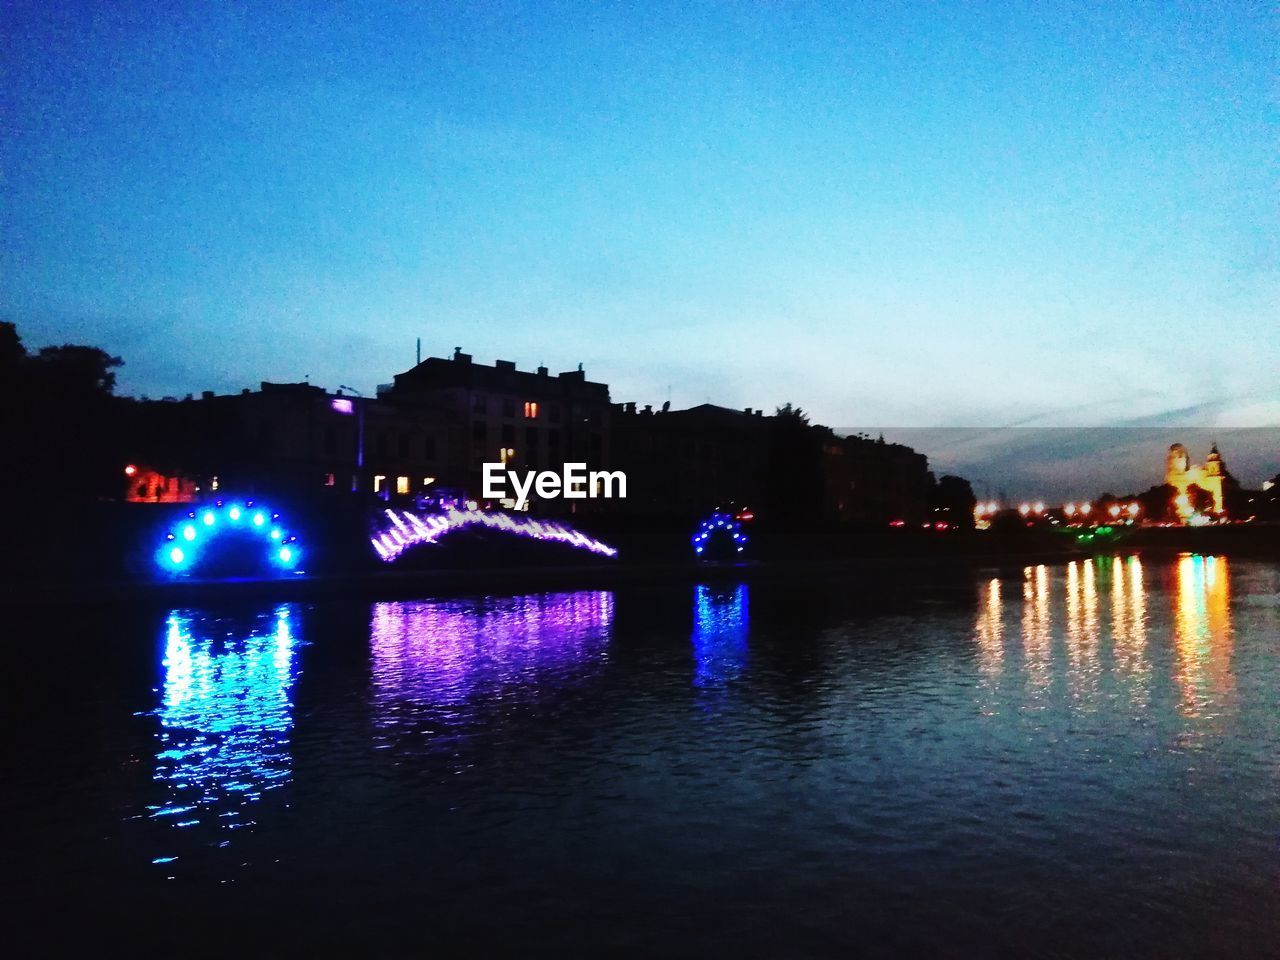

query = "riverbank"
[[3, 523, 1274, 609]]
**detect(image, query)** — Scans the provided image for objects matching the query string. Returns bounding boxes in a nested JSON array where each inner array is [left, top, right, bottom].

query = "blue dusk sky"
[[2, 1, 1276, 433]]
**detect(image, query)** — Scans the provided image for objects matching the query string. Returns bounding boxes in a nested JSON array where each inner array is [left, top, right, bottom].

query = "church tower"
[[1165, 443, 1190, 485], [1202, 443, 1225, 513], [1164, 442, 1226, 519]]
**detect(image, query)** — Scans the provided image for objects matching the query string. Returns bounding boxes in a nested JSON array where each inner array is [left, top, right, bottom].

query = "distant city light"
[[202, 511, 215, 526], [182, 525, 196, 541], [1018, 503, 1031, 515], [229, 506, 241, 520], [1033, 501, 1045, 514], [1080, 502, 1092, 515], [1064, 503, 1077, 516], [124, 464, 137, 476]]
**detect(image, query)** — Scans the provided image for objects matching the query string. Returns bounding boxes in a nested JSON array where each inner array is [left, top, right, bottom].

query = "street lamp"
[[338, 385, 366, 488]]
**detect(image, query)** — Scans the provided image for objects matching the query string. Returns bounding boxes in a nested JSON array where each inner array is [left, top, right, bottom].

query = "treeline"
[[0, 321, 128, 503]]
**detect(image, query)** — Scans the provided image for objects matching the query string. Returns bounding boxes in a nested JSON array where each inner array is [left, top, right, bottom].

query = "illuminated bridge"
[[370, 508, 618, 563]]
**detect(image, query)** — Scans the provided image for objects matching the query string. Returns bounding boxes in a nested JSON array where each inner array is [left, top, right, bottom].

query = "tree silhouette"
[[0, 321, 126, 502], [931, 474, 976, 527], [765, 402, 823, 528], [1186, 484, 1215, 516]]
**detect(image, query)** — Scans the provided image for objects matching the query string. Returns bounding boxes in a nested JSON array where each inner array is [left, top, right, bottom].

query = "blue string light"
[[692, 511, 749, 558]]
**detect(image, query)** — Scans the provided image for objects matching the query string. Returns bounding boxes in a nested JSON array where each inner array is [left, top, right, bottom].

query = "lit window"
[[374, 475, 386, 493], [210, 476, 219, 492], [396, 476, 409, 495], [324, 473, 335, 487], [422, 477, 435, 487], [524, 401, 538, 419]]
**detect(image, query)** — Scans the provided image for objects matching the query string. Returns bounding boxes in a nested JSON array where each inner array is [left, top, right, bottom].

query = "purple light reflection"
[[370, 591, 614, 732]]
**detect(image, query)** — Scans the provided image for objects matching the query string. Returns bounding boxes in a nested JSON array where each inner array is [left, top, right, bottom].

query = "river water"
[[7, 554, 1278, 956]]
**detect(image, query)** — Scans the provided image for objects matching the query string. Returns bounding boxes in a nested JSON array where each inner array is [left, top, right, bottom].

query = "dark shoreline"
[[4, 525, 1275, 610]]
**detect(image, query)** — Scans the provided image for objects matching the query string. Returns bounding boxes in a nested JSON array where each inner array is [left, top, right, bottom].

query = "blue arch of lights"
[[692, 511, 748, 557], [157, 501, 302, 574]]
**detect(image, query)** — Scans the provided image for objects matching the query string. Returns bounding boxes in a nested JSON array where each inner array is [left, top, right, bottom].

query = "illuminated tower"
[[1165, 443, 1190, 484], [1202, 444, 1225, 514], [1164, 442, 1226, 520]]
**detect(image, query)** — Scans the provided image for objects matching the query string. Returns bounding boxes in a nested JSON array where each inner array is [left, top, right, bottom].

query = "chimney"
[[537, 365, 548, 376], [495, 359, 516, 372], [453, 348, 471, 364]]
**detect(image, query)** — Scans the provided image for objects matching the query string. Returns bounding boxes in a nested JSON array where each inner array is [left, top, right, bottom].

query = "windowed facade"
[[376, 350, 613, 505]]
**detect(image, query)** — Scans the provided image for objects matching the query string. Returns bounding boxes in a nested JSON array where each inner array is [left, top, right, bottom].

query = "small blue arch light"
[[693, 511, 749, 560], [158, 503, 303, 576]]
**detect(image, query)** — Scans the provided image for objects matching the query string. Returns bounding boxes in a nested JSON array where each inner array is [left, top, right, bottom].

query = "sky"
[[876, 428, 1279, 497], [3, 1, 1277, 440]]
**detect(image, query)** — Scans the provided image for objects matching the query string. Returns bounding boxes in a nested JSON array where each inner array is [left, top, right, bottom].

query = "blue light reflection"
[[692, 584, 750, 688], [147, 605, 301, 856]]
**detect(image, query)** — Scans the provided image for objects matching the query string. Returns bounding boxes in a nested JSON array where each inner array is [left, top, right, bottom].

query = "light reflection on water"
[[1172, 554, 1234, 727], [369, 591, 614, 733], [691, 584, 750, 689], [147, 605, 301, 858], [86, 555, 1274, 952], [976, 554, 1236, 723]]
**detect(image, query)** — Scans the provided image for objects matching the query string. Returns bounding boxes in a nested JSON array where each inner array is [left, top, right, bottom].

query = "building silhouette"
[[378, 349, 612, 509]]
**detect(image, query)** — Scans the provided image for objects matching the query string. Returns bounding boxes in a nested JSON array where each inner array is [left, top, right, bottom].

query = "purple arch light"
[[371, 508, 619, 562]]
